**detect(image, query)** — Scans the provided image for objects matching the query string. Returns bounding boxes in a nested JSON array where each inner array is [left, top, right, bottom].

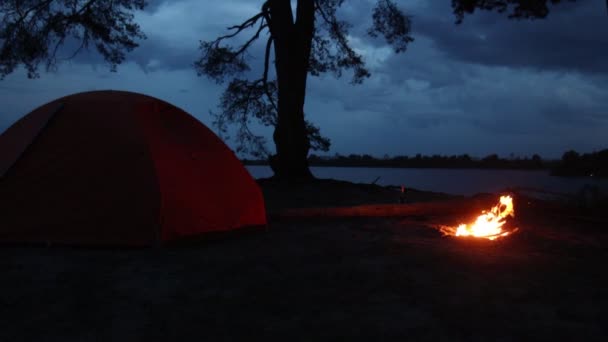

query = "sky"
[[1, 0, 607, 159]]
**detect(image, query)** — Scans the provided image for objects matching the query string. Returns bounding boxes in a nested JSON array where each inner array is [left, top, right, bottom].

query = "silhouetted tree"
[[558, 150, 585, 176], [481, 154, 500, 168], [553, 149, 608, 177], [531, 154, 543, 168], [195, 0, 414, 180], [563, 150, 581, 163]]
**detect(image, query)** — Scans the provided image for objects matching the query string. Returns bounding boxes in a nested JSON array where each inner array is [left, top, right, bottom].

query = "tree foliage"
[[0, 0, 146, 79], [452, 0, 577, 23]]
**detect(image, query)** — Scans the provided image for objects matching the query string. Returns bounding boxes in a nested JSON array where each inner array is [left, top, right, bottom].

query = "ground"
[[1, 178, 607, 341]]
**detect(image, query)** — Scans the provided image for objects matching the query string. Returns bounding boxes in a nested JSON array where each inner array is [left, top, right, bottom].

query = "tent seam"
[[0, 102, 64, 178]]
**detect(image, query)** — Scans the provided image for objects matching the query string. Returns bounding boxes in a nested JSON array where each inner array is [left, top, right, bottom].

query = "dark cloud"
[[540, 101, 608, 126], [413, 0, 608, 74]]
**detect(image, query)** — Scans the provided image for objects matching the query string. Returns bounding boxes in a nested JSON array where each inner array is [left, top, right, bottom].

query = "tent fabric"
[[0, 90, 266, 245], [0, 102, 64, 177]]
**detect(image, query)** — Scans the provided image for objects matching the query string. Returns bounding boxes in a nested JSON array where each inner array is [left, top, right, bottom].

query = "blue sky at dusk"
[[1, 0, 607, 159]]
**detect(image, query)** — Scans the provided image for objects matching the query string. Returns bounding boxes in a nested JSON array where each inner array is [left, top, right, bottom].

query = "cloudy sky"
[[1, 0, 607, 159]]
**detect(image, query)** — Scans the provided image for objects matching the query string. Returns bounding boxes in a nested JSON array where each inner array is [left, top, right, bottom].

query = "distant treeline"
[[243, 149, 608, 177], [244, 153, 553, 170], [552, 149, 608, 178]]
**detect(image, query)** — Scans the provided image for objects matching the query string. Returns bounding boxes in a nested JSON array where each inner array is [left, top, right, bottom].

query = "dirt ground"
[[1, 178, 607, 341]]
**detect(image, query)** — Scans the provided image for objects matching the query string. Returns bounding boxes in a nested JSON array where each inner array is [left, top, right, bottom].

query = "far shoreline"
[[243, 161, 555, 172], [242, 149, 608, 178]]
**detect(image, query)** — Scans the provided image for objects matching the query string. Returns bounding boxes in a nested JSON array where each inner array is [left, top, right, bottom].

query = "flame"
[[441, 195, 516, 240]]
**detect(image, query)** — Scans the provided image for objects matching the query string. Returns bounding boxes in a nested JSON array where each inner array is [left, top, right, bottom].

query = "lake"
[[246, 165, 608, 197]]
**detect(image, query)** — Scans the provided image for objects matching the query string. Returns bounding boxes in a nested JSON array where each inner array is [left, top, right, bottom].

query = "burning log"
[[439, 195, 517, 241]]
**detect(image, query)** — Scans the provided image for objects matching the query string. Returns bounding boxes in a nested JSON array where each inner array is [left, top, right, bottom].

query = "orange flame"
[[441, 195, 516, 240]]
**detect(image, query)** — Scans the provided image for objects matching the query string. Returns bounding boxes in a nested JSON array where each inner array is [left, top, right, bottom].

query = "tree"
[[195, 0, 414, 180]]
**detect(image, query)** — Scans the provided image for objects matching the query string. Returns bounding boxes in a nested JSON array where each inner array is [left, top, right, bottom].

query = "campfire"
[[440, 195, 518, 240]]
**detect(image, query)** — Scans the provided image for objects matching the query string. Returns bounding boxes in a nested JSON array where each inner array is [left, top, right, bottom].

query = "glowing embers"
[[440, 195, 518, 241]]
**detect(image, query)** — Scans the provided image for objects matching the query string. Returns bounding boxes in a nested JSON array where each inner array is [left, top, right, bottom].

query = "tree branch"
[[196, 5, 272, 82], [76, 0, 98, 16], [314, 0, 333, 27], [313, 0, 370, 83], [262, 1, 272, 27], [233, 21, 268, 56], [15, 0, 53, 28], [219, 12, 265, 40]]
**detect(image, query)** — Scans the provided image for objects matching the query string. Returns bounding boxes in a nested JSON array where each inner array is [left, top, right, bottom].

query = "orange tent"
[[0, 90, 266, 245]]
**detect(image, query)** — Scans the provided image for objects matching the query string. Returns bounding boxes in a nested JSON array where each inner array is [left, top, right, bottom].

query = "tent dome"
[[0, 90, 266, 245]]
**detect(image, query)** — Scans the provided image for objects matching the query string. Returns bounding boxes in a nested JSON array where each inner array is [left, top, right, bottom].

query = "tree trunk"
[[268, 0, 315, 181]]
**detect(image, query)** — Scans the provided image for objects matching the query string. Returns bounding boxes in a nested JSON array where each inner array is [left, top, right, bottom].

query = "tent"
[[0, 90, 266, 245]]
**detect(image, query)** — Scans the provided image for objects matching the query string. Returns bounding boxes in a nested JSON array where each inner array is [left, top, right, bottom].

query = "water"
[[246, 165, 608, 196]]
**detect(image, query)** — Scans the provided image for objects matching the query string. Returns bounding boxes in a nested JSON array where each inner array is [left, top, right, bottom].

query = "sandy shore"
[[1, 179, 607, 341]]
